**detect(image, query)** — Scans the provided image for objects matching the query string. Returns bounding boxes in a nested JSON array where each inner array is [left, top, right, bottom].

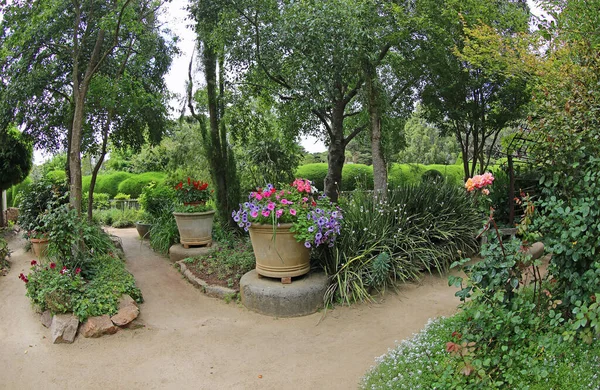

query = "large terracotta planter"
[[173, 210, 215, 248], [248, 223, 310, 278], [30, 237, 49, 258]]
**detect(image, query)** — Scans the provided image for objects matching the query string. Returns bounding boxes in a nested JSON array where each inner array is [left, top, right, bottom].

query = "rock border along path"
[[0, 227, 461, 389]]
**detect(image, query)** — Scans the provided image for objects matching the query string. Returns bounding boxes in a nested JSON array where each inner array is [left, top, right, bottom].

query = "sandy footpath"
[[0, 228, 460, 389]]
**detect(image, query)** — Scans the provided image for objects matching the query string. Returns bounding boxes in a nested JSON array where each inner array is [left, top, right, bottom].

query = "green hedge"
[[82, 172, 132, 198], [45, 170, 67, 184], [341, 164, 374, 191], [116, 172, 166, 198], [296, 163, 465, 191]]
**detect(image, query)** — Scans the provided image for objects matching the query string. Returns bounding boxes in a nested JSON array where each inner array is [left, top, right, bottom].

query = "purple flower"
[[315, 232, 322, 241], [308, 226, 314, 232], [304, 242, 311, 248]]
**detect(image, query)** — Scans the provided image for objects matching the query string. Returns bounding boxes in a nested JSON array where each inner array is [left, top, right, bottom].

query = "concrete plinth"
[[240, 270, 328, 317], [169, 244, 212, 263]]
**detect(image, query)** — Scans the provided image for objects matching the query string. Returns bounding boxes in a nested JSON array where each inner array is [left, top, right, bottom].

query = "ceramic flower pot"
[[173, 210, 215, 248], [135, 222, 152, 240], [30, 237, 49, 258], [248, 223, 310, 278]]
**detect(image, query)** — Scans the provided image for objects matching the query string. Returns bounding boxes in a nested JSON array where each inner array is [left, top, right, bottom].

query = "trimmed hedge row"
[[82, 171, 165, 198], [296, 163, 466, 191]]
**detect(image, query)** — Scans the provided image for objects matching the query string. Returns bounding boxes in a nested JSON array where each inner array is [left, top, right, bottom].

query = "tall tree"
[[0, 0, 172, 213], [0, 126, 33, 227], [228, 0, 396, 201], [415, 0, 530, 178], [188, 0, 241, 227]]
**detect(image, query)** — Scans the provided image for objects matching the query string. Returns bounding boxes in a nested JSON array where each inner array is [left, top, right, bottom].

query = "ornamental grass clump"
[[232, 178, 343, 248]]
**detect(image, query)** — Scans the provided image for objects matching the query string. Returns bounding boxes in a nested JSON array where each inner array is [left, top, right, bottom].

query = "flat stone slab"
[[177, 261, 237, 299], [169, 244, 212, 263], [240, 270, 328, 317]]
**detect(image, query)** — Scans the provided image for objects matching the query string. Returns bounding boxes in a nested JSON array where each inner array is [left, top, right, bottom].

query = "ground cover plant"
[[181, 238, 255, 291], [319, 180, 480, 304]]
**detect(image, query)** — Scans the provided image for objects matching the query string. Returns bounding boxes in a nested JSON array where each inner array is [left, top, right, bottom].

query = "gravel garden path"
[[0, 228, 461, 389]]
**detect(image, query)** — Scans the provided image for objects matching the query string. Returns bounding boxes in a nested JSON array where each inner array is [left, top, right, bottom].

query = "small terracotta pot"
[[30, 237, 49, 258]]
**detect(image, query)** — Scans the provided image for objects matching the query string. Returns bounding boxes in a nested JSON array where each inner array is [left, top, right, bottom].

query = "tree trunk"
[[69, 93, 85, 214], [203, 44, 233, 227], [366, 72, 387, 196], [87, 120, 110, 222], [324, 102, 346, 202], [0, 190, 5, 227]]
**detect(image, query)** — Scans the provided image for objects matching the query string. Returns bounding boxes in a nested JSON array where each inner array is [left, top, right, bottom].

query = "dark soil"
[[183, 258, 246, 291]]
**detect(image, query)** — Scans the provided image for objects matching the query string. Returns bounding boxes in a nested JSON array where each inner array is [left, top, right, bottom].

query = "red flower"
[[60, 266, 68, 275], [49, 263, 56, 269], [75, 268, 82, 275], [18, 273, 28, 283], [187, 177, 191, 185], [30, 260, 37, 266]]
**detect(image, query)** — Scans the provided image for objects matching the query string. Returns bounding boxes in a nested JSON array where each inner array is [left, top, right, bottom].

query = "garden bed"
[[178, 240, 255, 291]]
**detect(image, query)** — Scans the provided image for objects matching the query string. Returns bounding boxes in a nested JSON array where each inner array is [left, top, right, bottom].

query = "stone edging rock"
[[41, 294, 141, 343], [177, 260, 237, 299]]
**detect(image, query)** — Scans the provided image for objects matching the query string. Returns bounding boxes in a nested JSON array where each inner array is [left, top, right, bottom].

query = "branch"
[[186, 50, 204, 124], [311, 109, 333, 138], [343, 123, 368, 147], [89, 0, 134, 79]]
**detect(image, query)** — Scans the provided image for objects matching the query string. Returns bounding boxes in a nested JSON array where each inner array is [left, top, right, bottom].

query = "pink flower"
[[290, 209, 297, 216], [276, 209, 283, 218], [267, 202, 276, 211], [482, 188, 490, 196], [250, 210, 259, 218], [75, 268, 81, 275], [261, 210, 271, 217], [255, 193, 263, 201]]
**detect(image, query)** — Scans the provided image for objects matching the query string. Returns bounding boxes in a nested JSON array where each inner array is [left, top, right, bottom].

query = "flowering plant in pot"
[[172, 178, 215, 248], [232, 178, 343, 279], [174, 178, 211, 208]]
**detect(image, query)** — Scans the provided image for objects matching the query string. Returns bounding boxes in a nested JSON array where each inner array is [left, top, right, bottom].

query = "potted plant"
[[172, 178, 215, 248], [135, 212, 153, 240], [233, 178, 343, 280], [27, 229, 49, 258]]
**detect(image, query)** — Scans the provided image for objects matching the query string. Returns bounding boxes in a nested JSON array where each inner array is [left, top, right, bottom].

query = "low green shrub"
[[114, 193, 131, 200], [138, 182, 176, 219], [341, 164, 374, 191], [388, 163, 426, 186], [18, 178, 69, 233], [82, 172, 132, 198], [82, 192, 111, 211], [421, 169, 444, 183], [44, 170, 67, 184], [425, 164, 464, 185], [93, 208, 141, 228], [117, 171, 166, 198]]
